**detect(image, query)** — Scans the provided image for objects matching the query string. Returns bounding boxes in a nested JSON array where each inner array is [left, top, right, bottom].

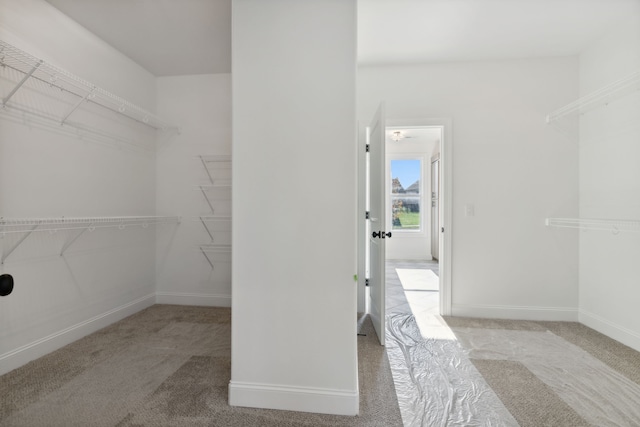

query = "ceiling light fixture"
[[390, 130, 405, 142]]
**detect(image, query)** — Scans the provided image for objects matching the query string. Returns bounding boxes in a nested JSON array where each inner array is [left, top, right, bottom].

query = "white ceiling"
[[45, 0, 231, 76], [45, 0, 638, 76], [358, 0, 640, 66], [386, 127, 441, 145]]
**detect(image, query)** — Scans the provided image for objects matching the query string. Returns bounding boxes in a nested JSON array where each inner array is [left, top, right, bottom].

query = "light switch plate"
[[465, 204, 475, 217]]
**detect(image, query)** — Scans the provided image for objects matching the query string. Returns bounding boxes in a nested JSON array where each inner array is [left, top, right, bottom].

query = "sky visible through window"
[[391, 159, 420, 190]]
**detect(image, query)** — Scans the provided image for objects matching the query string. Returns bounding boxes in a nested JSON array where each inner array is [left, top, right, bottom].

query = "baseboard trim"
[[228, 380, 359, 416], [579, 309, 640, 353], [155, 292, 231, 307], [0, 293, 155, 376], [451, 303, 578, 321]]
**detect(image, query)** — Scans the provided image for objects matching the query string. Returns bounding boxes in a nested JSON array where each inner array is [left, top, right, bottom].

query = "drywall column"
[[230, 0, 358, 415]]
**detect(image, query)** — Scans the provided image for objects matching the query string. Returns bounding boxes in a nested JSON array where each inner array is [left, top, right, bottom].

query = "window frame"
[[387, 154, 427, 235]]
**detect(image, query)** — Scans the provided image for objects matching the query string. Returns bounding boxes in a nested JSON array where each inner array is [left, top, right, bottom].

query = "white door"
[[368, 103, 386, 345]]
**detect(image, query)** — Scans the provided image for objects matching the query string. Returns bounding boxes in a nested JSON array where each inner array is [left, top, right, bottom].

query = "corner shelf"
[[196, 155, 232, 269], [545, 218, 640, 234], [199, 244, 232, 269], [0, 40, 179, 139], [198, 216, 232, 244], [546, 70, 640, 124], [0, 215, 181, 264], [199, 155, 232, 174]]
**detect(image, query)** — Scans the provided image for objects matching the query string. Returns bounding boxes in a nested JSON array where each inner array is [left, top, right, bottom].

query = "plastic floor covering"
[[385, 312, 640, 427]]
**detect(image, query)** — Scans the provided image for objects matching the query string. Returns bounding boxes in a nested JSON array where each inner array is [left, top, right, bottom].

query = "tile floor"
[[385, 259, 439, 317]]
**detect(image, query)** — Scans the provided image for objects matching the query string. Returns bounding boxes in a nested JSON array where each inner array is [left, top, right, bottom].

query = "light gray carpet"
[[5, 303, 640, 426], [0, 305, 402, 427], [470, 359, 590, 427]]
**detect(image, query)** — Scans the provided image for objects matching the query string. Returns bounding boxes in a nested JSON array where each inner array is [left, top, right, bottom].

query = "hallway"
[[385, 259, 439, 317]]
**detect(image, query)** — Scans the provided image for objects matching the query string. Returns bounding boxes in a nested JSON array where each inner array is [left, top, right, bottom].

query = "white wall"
[[230, 0, 359, 415], [359, 57, 580, 320], [0, 0, 160, 374], [578, 13, 640, 350], [155, 73, 232, 306], [385, 136, 437, 260]]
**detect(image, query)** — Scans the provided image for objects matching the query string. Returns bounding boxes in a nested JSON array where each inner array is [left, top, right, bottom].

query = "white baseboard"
[[155, 292, 231, 307], [229, 381, 359, 416], [451, 303, 578, 321], [0, 293, 155, 376], [579, 309, 640, 353]]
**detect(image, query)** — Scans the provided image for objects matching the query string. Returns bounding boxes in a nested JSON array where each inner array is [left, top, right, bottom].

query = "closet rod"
[[545, 217, 640, 234]]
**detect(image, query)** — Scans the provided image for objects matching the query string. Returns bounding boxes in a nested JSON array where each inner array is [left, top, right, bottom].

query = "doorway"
[[385, 127, 442, 322], [358, 117, 452, 344]]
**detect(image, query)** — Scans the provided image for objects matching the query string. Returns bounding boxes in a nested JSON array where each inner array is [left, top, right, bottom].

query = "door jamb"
[[357, 117, 452, 316]]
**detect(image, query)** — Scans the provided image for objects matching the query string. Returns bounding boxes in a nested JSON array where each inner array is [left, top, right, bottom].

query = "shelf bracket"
[[61, 86, 96, 125], [200, 156, 215, 184], [199, 217, 215, 242], [60, 224, 91, 256], [1, 223, 39, 264], [2, 60, 43, 107], [200, 247, 215, 270], [199, 186, 216, 213]]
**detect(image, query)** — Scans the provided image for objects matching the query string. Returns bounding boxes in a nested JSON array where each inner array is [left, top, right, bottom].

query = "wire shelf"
[[196, 154, 232, 265], [200, 155, 231, 163], [199, 244, 232, 269], [545, 218, 640, 234], [196, 216, 231, 244], [198, 155, 231, 186], [0, 216, 181, 233], [200, 244, 232, 253], [0, 216, 181, 264], [198, 215, 232, 222], [0, 40, 178, 131], [546, 70, 640, 124]]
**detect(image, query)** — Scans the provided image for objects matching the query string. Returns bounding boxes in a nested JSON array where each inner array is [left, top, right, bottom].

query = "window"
[[390, 159, 422, 231]]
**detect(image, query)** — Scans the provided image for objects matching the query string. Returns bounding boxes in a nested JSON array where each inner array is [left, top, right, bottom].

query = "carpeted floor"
[[4, 302, 640, 426], [0, 305, 402, 427]]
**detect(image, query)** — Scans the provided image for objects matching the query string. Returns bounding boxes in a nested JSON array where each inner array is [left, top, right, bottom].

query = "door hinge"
[[365, 211, 370, 220], [366, 144, 370, 153], [365, 278, 369, 287]]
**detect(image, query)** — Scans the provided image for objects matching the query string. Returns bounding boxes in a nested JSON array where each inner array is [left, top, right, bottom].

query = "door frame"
[[431, 153, 440, 261], [357, 117, 453, 316]]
